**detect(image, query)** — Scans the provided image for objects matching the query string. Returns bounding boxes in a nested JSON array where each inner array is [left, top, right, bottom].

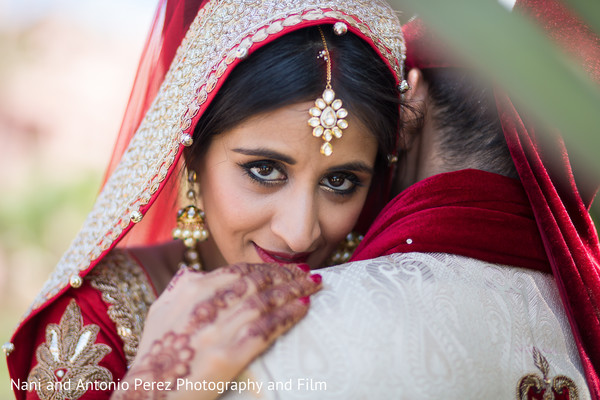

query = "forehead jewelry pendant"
[[308, 27, 349, 157]]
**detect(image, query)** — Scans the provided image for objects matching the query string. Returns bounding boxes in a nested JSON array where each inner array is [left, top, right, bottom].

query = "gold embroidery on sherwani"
[[28, 299, 112, 400], [87, 250, 157, 366], [517, 347, 578, 400]]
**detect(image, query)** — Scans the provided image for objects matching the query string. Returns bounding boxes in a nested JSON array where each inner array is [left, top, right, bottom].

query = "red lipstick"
[[253, 243, 310, 264]]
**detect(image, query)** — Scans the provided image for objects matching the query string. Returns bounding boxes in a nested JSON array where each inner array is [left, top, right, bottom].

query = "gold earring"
[[327, 232, 364, 266], [308, 26, 349, 157], [172, 170, 209, 271]]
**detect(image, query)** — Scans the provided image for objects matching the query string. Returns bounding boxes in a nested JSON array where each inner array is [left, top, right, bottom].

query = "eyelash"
[[240, 160, 285, 187], [238, 160, 363, 196], [321, 172, 363, 196]]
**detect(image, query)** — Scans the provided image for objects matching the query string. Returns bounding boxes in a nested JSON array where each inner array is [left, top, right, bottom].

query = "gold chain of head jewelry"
[[308, 26, 349, 157], [318, 27, 332, 90]]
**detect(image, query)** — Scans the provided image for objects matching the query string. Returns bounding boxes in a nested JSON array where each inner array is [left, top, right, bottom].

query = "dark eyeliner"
[[238, 160, 286, 187], [322, 172, 364, 196]]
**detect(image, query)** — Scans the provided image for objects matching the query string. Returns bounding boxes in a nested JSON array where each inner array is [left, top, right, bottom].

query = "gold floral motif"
[[87, 250, 156, 366], [28, 300, 112, 400], [22, 0, 406, 326], [517, 347, 578, 400]]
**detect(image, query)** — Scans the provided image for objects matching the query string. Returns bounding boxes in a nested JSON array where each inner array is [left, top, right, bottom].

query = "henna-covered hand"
[[111, 263, 321, 400]]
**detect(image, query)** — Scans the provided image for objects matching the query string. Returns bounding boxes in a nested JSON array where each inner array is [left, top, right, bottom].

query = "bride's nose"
[[270, 189, 321, 253]]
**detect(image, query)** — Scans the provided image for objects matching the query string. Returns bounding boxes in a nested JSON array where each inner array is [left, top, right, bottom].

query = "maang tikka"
[[172, 170, 209, 271], [308, 26, 349, 157]]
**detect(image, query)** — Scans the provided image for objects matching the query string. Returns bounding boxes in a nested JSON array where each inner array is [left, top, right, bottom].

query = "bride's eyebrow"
[[232, 147, 296, 165], [328, 161, 374, 175]]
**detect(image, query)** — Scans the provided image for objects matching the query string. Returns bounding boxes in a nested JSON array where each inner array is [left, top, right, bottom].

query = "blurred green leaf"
[[389, 0, 600, 177], [562, 0, 600, 37]]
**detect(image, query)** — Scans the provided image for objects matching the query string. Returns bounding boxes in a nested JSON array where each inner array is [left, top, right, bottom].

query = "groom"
[[221, 1, 600, 398]]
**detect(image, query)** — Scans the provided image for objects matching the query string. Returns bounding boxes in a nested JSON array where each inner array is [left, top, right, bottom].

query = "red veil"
[[101, 0, 209, 247]]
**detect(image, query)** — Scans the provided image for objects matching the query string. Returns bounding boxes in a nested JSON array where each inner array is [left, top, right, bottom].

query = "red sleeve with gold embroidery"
[[8, 282, 129, 400]]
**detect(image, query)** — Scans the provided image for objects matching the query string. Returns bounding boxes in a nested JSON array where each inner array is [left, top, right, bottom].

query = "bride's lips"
[[253, 243, 311, 264]]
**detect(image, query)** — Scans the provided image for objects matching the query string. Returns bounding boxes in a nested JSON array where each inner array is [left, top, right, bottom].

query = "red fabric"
[[403, 18, 457, 71], [102, 0, 207, 185], [498, 91, 600, 396], [380, 2, 600, 395], [351, 169, 550, 272], [102, 0, 208, 248], [10, 285, 128, 400]]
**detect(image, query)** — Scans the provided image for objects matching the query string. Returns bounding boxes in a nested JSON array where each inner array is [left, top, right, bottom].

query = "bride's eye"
[[320, 172, 361, 195], [240, 161, 287, 185]]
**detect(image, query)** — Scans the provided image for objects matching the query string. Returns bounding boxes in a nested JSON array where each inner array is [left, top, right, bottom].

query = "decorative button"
[[333, 22, 348, 35], [180, 134, 194, 147], [130, 210, 143, 223], [70, 275, 83, 288], [236, 46, 248, 59], [2, 342, 15, 356]]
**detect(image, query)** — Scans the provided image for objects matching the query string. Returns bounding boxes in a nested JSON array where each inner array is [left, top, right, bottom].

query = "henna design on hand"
[[185, 265, 309, 332], [212, 278, 250, 308], [244, 301, 307, 342], [245, 287, 294, 314], [188, 301, 219, 330], [237, 272, 322, 342], [165, 268, 187, 292], [116, 263, 318, 399], [115, 332, 194, 400]]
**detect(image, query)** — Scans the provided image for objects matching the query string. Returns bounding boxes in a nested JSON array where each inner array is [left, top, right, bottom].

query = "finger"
[[232, 298, 312, 362], [211, 262, 310, 279], [164, 266, 192, 292], [185, 269, 316, 331], [243, 273, 322, 315], [247, 298, 311, 341], [278, 262, 312, 277], [209, 273, 321, 341], [163, 263, 311, 308], [211, 268, 291, 308], [180, 298, 312, 399], [163, 264, 257, 306]]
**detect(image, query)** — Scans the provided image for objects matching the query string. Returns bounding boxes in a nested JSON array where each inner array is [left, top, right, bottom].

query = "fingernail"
[[298, 296, 310, 305], [310, 274, 322, 284], [297, 264, 311, 273]]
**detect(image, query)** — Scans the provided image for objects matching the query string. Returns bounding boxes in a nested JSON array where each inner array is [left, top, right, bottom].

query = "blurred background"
[[0, 0, 154, 396], [1, 0, 599, 398]]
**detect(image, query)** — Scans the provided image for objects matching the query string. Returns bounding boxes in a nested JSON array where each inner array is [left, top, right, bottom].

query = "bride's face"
[[196, 101, 378, 270]]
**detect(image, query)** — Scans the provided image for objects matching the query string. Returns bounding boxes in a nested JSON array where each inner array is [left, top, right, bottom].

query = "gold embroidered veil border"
[[20, 0, 406, 324]]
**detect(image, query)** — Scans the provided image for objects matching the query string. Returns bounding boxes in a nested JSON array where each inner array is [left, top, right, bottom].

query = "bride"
[[5, 1, 408, 399]]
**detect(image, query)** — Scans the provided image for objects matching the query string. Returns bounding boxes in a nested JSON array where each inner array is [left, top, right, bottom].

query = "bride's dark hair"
[[187, 25, 403, 175]]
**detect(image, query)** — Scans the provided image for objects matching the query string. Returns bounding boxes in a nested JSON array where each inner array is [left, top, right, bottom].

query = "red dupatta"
[[353, 0, 600, 395], [101, 0, 210, 248]]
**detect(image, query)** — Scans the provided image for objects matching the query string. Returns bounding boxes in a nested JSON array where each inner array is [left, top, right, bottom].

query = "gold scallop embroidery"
[[87, 250, 156, 366], [516, 347, 578, 400], [27, 300, 112, 400]]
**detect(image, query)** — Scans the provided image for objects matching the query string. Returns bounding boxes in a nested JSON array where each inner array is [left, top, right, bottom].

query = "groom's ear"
[[398, 68, 428, 151], [403, 68, 428, 107]]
